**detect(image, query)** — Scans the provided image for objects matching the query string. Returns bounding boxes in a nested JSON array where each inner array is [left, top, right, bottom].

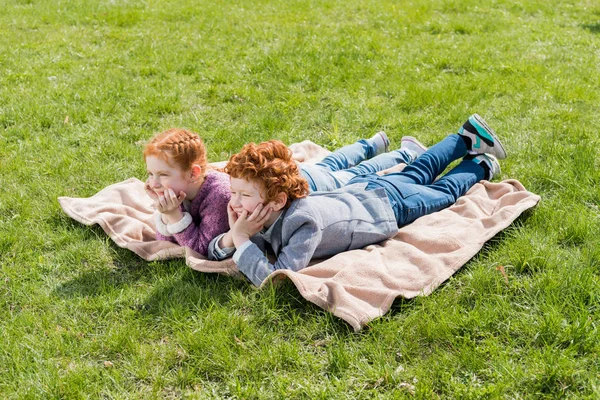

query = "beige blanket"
[[58, 141, 540, 331]]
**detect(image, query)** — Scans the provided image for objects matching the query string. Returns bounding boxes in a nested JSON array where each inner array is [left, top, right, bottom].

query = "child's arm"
[[208, 202, 269, 260], [234, 216, 322, 286], [207, 233, 236, 260], [168, 186, 231, 257], [214, 202, 241, 249], [153, 215, 178, 244], [207, 208, 322, 285], [207, 232, 267, 261], [145, 183, 180, 244]]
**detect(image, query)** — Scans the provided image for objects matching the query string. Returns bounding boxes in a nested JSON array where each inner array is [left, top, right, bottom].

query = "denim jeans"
[[347, 134, 485, 227], [301, 139, 415, 192]]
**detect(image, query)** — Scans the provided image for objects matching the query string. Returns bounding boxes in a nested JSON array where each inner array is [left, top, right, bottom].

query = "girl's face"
[[145, 156, 191, 196], [229, 177, 268, 217]]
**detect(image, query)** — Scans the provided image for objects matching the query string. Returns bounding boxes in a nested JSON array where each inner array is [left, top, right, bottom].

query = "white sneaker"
[[370, 131, 390, 155], [400, 136, 428, 158]]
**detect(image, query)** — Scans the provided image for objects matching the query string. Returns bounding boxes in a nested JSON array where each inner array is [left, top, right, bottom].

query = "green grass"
[[1, 0, 599, 398]]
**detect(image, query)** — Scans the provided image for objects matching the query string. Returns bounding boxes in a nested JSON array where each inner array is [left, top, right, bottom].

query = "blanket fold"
[[58, 141, 540, 331]]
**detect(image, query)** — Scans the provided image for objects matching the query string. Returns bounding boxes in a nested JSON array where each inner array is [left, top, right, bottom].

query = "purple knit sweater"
[[156, 171, 231, 256]]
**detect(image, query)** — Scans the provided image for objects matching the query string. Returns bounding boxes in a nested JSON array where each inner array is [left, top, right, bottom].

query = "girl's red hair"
[[225, 140, 308, 207], [143, 128, 207, 174]]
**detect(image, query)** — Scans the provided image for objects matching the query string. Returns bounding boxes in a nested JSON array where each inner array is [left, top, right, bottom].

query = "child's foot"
[[458, 114, 507, 160], [467, 153, 501, 180], [400, 136, 428, 158], [370, 131, 390, 155], [400, 148, 418, 163]]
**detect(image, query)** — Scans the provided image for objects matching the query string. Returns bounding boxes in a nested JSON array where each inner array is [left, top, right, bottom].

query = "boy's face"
[[145, 156, 190, 196], [229, 177, 268, 217]]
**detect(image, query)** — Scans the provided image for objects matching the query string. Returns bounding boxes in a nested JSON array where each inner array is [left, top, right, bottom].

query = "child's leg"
[[299, 166, 323, 192], [327, 149, 415, 188], [392, 158, 486, 226], [385, 114, 505, 187], [385, 134, 468, 186], [315, 132, 388, 172], [301, 132, 389, 191], [424, 158, 485, 205], [351, 157, 486, 226]]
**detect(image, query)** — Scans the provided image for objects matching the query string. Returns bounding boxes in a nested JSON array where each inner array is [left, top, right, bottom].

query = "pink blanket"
[[58, 141, 540, 331]]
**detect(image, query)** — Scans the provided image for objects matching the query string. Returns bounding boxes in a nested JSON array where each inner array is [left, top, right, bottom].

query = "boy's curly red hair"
[[225, 140, 309, 208]]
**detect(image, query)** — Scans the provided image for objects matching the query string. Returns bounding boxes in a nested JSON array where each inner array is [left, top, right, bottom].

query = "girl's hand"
[[231, 203, 273, 247], [156, 188, 186, 214]]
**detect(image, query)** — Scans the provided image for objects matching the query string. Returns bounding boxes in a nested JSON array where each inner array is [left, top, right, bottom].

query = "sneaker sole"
[[470, 114, 507, 159]]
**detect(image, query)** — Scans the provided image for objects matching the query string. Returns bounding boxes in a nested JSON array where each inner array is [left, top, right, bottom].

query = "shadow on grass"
[[53, 249, 157, 299], [53, 213, 355, 333], [53, 207, 537, 334], [582, 22, 600, 34], [51, 212, 148, 293], [141, 272, 355, 333], [140, 269, 250, 314], [265, 279, 357, 333]]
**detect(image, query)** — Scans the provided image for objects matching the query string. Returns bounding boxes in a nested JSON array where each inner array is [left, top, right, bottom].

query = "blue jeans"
[[301, 139, 415, 192], [347, 134, 485, 227]]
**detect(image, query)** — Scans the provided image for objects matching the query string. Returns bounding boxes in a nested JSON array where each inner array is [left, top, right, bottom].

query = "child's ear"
[[270, 192, 288, 211], [190, 164, 203, 180]]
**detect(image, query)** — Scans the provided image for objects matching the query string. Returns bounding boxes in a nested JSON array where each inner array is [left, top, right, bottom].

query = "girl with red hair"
[[143, 128, 230, 256]]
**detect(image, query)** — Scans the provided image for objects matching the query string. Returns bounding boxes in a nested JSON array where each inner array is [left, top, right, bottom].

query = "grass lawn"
[[1, 0, 599, 398]]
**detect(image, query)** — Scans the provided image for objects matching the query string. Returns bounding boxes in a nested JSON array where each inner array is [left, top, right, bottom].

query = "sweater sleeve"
[[170, 176, 231, 257], [235, 215, 321, 286], [154, 212, 178, 244], [156, 230, 178, 244]]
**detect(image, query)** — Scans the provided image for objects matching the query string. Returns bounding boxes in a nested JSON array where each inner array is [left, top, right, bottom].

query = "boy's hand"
[[231, 204, 273, 248], [226, 202, 239, 229]]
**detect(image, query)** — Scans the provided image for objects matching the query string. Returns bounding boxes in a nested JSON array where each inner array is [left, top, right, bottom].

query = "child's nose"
[[152, 178, 161, 188]]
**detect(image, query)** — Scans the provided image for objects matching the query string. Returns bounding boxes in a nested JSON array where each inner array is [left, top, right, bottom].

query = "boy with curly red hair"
[[209, 114, 506, 286]]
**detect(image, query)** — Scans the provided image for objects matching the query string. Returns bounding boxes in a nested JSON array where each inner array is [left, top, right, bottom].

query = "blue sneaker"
[[458, 114, 507, 160]]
